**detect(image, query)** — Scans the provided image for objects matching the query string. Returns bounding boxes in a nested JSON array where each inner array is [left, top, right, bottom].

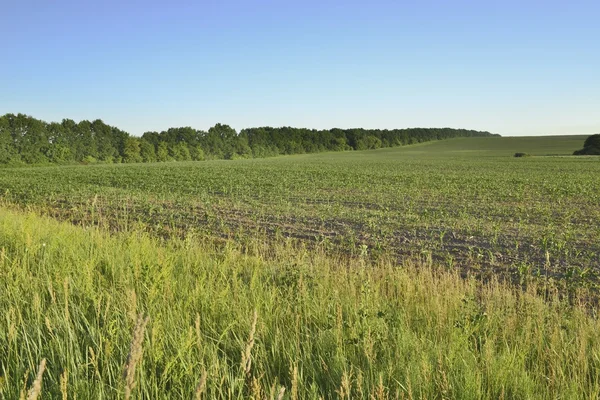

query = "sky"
[[1, 0, 598, 136]]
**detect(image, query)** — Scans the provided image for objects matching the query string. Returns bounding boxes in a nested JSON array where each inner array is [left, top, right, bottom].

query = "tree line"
[[0, 113, 499, 164]]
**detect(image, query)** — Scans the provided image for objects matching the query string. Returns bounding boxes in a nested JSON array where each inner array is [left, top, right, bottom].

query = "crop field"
[[0, 135, 598, 291], [1, 135, 600, 398]]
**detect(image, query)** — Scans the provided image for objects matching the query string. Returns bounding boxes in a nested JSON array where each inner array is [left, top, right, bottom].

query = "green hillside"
[[351, 135, 588, 158]]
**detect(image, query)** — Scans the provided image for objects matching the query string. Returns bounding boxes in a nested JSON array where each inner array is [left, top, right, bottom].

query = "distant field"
[[0, 135, 597, 290], [332, 135, 588, 158]]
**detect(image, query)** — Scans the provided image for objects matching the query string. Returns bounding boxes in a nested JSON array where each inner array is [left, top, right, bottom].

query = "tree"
[[8, 114, 49, 164], [139, 139, 157, 162], [123, 137, 142, 163], [74, 120, 97, 161], [356, 136, 382, 150], [92, 119, 119, 162], [190, 145, 205, 161], [141, 131, 160, 148], [583, 134, 600, 150], [0, 115, 18, 163], [573, 134, 600, 155], [169, 142, 191, 161], [207, 123, 236, 158], [156, 142, 169, 161], [45, 122, 74, 163]]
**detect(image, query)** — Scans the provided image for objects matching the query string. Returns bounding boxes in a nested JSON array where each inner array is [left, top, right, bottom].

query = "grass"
[[1, 135, 599, 398], [1, 208, 599, 398]]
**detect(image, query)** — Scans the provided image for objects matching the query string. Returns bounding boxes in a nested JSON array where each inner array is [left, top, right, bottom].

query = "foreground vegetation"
[[1, 208, 600, 399]]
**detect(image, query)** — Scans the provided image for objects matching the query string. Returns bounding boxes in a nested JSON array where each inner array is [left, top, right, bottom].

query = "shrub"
[[82, 155, 98, 164], [584, 134, 600, 149], [573, 134, 600, 155], [514, 152, 531, 158]]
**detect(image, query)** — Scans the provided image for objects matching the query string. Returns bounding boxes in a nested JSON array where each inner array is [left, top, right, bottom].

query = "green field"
[[1, 135, 600, 398], [0, 135, 598, 290]]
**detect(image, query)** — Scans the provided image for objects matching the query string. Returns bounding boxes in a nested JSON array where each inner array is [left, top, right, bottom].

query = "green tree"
[[123, 137, 142, 163], [156, 142, 169, 161], [139, 139, 157, 162], [190, 145, 205, 161], [10, 114, 49, 164], [92, 120, 119, 162], [45, 122, 74, 163], [574, 134, 600, 155], [169, 142, 191, 161], [141, 131, 160, 148], [75, 120, 98, 161], [0, 115, 18, 163], [207, 123, 236, 158], [584, 134, 600, 149]]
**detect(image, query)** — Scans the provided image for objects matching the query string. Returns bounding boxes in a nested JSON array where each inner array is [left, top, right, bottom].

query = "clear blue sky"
[[1, 0, 598, 136]]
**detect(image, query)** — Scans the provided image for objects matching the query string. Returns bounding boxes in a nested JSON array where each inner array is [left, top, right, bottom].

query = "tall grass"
[[0, 208, 599, 398]]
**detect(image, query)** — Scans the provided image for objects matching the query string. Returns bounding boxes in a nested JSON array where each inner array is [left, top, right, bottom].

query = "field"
[[0, 135, 598, 291], [1, 135, 600, 398]]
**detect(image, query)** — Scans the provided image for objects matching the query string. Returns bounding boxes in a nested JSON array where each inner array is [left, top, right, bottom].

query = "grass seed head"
[[124, 314, 150, 400], [241, 309, 258, 377], [26, 358, 46, 400], [276, 386, 286, 400], [60, 369, 68, 400], [194, 368, 207, 400]]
